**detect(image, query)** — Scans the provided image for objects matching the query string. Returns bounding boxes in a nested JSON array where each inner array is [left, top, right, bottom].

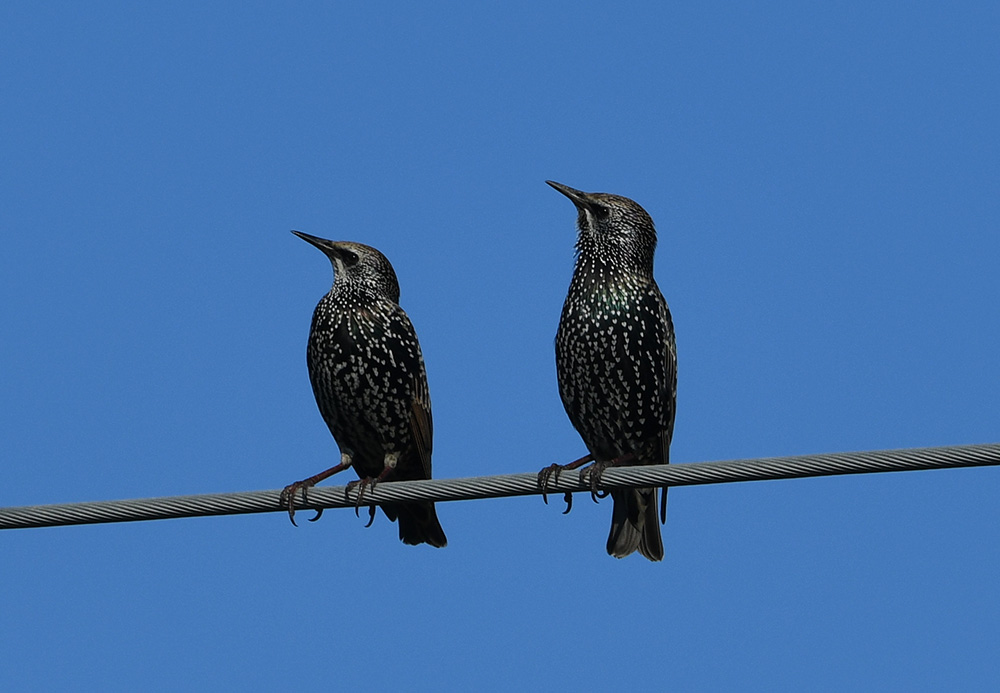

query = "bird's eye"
[[343, 251, 360, 266], [592, 204, 611, 221]]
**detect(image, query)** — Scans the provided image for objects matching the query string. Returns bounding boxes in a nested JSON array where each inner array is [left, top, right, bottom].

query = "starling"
[[542, 181, 676, 561], [281, 232, 446, 548]]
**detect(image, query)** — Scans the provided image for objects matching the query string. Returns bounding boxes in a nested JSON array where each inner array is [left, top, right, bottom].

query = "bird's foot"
[[579, 460, 611, 503], [279, 460, 353, 526], [537, 464, 563, 503], [578, 453, 635, 503], [345, 478, 378, 525], [279, 480, 324, 526], [538, 453, 594, 513]]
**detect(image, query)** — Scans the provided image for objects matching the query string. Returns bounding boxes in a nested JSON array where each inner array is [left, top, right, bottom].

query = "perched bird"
[[541, 181, 677, 561], [281, 232, 446, 548]]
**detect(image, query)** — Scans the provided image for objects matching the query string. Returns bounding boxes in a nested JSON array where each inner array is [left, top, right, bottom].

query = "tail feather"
[[607, 488, 663, 561], [385, 502, 447, 548]]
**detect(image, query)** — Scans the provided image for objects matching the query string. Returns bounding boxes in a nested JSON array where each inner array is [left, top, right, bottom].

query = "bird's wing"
[[655, 284, 677, 454], [410, 381, 433, 480], [390, 304, 433, 480], [627, 283, 677, 457]]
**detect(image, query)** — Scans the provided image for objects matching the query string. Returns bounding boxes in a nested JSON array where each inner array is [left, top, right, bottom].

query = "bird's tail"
[[385, 502, 448, 548], [607, 488, 663, 561]]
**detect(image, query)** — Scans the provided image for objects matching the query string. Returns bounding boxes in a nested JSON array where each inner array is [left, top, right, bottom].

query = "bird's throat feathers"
[[574, 220, 656, 276], [571, 242, 655, 293]]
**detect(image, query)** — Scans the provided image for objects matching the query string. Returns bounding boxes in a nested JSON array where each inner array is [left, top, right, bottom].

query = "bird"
[[280, 231, 447, 548], [540, 181, 677, 561]]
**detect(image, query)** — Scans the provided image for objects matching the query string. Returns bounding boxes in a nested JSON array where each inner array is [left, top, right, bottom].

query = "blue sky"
[[2, 2, 998, 690]]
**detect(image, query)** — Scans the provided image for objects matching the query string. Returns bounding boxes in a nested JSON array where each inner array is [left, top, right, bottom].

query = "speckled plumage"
[[548, 181, 676, 561], [282, 231, 446, 548]]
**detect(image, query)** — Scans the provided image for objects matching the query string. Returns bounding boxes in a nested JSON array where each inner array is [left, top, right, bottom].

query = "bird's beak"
[[546, 180, 598, 212], [292, 230, 343, 259], [292, 229, 332, 249]]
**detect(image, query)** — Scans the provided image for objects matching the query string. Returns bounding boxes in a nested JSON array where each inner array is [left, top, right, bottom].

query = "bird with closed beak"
[[541, 181, 677, 561], [281, 232, 446, 548]]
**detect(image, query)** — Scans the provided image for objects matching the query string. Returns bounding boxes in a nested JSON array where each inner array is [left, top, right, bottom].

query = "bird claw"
[[580, 461, 610, 503], [538, 453, 594, 512], [537, 464, 564, 505], [280, 480, 318, 527], [538, 465, 575, 514], [346, 478, 378, 523], [578, 452, 636, 503], [345, 479, 364, 516]]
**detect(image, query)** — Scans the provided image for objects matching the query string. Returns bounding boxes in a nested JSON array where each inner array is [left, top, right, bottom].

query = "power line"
[[1, 443, 997, 530]]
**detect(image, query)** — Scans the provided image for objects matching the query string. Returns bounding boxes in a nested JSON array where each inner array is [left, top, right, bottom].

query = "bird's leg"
[[579, 452, 636, 503], [367, 452, 399, 494], [280, 452, 353, 526], [538, 453, 593, 513]]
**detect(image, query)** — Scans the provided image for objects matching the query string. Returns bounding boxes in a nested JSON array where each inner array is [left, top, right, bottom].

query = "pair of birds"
[[280, 181, 677, 561]]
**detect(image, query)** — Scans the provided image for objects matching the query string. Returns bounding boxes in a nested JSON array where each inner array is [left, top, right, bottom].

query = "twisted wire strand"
[[1, 443, 997, 530]]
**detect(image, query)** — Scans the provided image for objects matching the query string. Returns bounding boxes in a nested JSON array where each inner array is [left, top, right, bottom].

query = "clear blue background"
[[2, 3, 998, 690]]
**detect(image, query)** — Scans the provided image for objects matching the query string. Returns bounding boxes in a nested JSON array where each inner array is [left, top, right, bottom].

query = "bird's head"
[[291, 231, 401, 303], [546, 181, 658, 273]]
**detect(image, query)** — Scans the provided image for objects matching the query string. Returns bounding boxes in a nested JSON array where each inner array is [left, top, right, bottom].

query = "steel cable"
[[1, 443, 997, 530]]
